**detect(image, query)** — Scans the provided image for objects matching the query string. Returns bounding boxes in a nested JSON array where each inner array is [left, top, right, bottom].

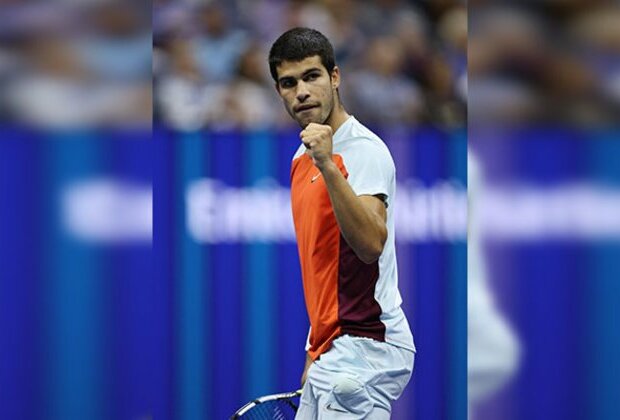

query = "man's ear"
[[331, 66, 341, 89]]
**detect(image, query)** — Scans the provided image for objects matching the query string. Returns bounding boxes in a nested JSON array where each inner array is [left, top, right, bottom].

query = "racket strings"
[[238, 399, 298, 419]]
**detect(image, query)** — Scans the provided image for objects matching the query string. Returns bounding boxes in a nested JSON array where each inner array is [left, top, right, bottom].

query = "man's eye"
[[281, 80, 295, 88], [305, 73, 319, 81]]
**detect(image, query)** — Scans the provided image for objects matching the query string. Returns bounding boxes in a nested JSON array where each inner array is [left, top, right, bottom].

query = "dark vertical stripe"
[[200, 133, 214, 418], [153, 127, 175, 420], [107, 134, 162, 420], [412, 127, 449, 420], [109, 243, 160, 419], [0, 132, 43, 420]]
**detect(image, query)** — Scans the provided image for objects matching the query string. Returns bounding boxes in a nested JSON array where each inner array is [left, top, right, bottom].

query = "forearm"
[[320, 161, 387, 263]]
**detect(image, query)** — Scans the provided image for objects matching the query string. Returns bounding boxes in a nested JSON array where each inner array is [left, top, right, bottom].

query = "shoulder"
[[342, 137, 393, 166], [338, 125, 394, 172], [340, 118, 391, 152]]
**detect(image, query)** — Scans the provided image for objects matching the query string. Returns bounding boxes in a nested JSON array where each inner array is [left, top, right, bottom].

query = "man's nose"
[[296, 81, 310, 102]]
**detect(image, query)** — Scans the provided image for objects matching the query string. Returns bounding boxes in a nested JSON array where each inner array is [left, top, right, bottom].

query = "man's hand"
[[300, 352, 313, 387], [300, 123, 333, 170]]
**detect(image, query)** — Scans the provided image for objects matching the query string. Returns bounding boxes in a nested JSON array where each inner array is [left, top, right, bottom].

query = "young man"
[[269, 28, 415, 419]]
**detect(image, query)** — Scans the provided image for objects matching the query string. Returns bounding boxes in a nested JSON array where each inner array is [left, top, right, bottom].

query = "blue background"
[[471, 128, 620, 420], [0, 125, 466, 420]]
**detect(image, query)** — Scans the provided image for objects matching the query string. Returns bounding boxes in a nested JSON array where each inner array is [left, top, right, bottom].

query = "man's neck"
[[325, 104, 350, 134]]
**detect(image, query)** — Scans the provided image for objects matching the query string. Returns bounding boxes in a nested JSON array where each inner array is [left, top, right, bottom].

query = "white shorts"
[[295, 335, 415, 419]]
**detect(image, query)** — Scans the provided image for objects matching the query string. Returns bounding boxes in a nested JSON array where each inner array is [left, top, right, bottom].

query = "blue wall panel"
[[0, 125, 466, 420]]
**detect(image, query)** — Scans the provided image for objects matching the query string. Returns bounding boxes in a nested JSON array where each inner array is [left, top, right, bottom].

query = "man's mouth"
[[295, 104, 319, 113]]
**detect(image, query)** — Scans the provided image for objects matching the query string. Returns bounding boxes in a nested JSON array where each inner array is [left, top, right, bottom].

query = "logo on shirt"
[[311, 173, 322, 183]]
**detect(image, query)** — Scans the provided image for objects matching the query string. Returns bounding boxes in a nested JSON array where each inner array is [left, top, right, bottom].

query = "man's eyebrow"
[[278, 67, 323, 84], [302, 67, 322, 76]]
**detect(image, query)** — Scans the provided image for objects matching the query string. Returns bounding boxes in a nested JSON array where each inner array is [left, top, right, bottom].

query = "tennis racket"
[[230, 389, 302, 419]]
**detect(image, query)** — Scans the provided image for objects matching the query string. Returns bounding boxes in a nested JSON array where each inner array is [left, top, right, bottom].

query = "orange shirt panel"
[[290, 153, 348, 360]]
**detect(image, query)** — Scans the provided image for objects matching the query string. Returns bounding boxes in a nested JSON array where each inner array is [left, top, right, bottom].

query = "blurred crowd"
[[153, 0, 467, 130], [0, 2, 151, 129], [2, 0, 617, 130], [470, 0, 620, 126]]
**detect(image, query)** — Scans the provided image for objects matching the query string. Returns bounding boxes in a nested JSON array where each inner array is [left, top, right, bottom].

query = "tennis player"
[[269, 28, 415, 419]]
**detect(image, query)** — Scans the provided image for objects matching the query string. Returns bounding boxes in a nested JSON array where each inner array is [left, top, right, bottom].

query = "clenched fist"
[[300, 123, 333, 169]]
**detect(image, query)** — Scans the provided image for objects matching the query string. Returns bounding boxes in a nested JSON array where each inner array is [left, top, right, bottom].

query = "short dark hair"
[[268, 27, 335, 82]]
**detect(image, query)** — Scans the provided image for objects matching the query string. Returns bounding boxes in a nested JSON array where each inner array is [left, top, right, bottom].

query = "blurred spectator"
[[343, 35, 424, 125], [73, 3, 151, 83], [157, 38, 282, 131], [191, 4, 248, 83], [200, 43, 282, 130], [568, 5, 620, 106], [217, 44, 282, 129], [156, 36, 210, 131], [321, 0, 365, 65]]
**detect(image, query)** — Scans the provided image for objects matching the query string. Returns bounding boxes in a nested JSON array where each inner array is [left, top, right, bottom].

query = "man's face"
[[275, 55, 339, 128]]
